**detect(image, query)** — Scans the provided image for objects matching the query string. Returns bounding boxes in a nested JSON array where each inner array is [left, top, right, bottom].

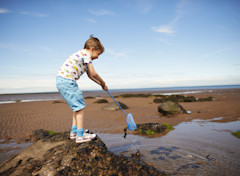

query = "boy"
[[56, 35, 108, 143]]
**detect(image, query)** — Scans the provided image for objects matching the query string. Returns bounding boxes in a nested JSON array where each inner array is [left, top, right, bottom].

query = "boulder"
[[158, 101, 187, 116], [102, 101, 128, 111], [0, 130, 167, 176]]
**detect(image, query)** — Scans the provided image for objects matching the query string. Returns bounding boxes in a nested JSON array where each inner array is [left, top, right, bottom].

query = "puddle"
[[0, 140, 32, 163], [98, 118, 240, 175]]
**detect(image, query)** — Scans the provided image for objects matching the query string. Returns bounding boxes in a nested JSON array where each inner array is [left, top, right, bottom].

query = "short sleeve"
[[82, 57, 92, 64]]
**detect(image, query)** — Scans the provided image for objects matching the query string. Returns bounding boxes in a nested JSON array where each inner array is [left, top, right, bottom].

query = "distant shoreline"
[[1, 84, 240, 95]]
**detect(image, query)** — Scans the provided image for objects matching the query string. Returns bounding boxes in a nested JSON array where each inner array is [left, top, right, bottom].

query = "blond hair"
[[84, 35, 104, 53]]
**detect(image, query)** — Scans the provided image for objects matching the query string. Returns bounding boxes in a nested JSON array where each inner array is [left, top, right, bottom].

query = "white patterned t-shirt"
[[57, 49, 92, 80]]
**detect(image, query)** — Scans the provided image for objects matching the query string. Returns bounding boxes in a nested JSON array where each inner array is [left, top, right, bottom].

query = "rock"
[[94, 99, 109, 104], [102, 101, 129, 111], [124, 123, 174, 137], [154, 95, 214, 103], [154, 95, 197, 103], [0, 130, 167, 176], [198, 96, 213, 102], [136, 123, 167, 135], [30, 129, 56, 142], [158, 101, 187, 116]]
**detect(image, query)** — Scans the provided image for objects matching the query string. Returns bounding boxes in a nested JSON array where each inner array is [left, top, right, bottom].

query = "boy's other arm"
[[86, 63, 108, 90]]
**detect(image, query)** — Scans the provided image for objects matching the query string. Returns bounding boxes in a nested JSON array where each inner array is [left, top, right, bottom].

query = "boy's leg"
[[75, 108, 96, 143], [76, 109, 84, 129], [70, 112, 78, 139], [73, 111, 77, 126]]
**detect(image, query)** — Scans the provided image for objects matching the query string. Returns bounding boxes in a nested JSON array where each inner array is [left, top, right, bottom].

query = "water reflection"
[[98, 118, 240, 175]]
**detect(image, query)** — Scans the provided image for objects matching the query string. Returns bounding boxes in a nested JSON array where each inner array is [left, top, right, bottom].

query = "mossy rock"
[[94, 99, 109, 104], [127, 123, 174, 138], [162, 123, 174, 131], [30, 129, 56, 142], [135, 123, 167, 134], [198, 96, 213, 102], [232, 131, 240, 138], [153, 95, 197, 103], [154, 95, 213, 103]]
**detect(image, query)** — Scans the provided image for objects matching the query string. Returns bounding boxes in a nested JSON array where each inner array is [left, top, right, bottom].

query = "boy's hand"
[[102, 84, 108, 91]]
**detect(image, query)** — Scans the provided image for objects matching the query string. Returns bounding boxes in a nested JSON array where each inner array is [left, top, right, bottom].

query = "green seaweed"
[[232, 131, 240, 138], [15, 100, 22, 103], [162, 123, 174, 131], [146, 129, 155, 135], [44, 130, 56, 135]]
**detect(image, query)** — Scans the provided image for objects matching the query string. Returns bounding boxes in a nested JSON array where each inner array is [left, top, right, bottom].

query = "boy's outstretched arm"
[[86, 63, 108, 91]]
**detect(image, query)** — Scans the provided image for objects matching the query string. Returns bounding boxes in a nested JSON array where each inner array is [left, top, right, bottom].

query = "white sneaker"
[[70, 129, 89, 139], [75, 133, 96, 143], [70, 132, 77, 139], [76, 136, 91, 143], [83, 133, 96, 140]]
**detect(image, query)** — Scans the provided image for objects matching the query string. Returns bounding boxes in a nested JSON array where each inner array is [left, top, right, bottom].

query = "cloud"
[[152, 0, 186, 35], [0, 8, 11, 14], [85, 18, 97, 23], [89, 9, 115, 16], [21, 11, 47, 17], [0, 8, 47, 17], [136, 0, 153, 14], [152, 25, 175, 34]]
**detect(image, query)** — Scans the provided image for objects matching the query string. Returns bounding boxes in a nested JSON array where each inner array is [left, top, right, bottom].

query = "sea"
[[0, 84, 240, 104]]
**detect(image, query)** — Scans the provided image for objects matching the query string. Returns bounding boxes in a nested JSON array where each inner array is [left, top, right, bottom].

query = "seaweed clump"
[[232, 131, 240, 138]]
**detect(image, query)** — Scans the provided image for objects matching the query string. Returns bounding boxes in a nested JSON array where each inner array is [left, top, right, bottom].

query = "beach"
[[1, 88, 240, 175], [0, 88, 240, 141]]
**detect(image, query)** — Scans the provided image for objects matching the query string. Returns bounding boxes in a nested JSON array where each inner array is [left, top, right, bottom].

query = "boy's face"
[[91, 49, 102, 60]]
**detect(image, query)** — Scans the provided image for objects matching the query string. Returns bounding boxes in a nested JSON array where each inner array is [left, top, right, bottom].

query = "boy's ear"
[[90, 47, 95, 52]]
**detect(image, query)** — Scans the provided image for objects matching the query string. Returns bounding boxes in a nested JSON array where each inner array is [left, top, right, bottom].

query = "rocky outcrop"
[[158, 101, 187, 116], [0, 130, 167, 176], [153, 95, 213, 103]]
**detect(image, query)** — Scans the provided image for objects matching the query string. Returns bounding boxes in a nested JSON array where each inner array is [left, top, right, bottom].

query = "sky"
[[0, 0, 240, 93]]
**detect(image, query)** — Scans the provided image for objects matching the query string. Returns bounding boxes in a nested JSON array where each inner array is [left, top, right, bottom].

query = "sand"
[[0, 89, 240, 142]]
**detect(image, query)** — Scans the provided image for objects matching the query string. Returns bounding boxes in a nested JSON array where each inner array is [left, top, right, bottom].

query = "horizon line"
[[1, 84, 240, 95]]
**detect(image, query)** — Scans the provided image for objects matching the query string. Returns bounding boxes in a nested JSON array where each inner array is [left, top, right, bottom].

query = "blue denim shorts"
[[56, 76, 86, 111]]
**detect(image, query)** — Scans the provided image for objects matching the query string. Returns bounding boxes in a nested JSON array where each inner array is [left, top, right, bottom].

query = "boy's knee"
[[75, 108, 85, 113]]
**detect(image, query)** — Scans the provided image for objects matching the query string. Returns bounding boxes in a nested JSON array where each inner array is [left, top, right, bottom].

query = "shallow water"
[[1, 118, 239, 175], [0, 140, 32, 163], [98, 118, 240, 176]]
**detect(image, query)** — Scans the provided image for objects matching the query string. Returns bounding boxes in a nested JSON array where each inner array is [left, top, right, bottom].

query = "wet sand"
[[0, 89, 240, 141]]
